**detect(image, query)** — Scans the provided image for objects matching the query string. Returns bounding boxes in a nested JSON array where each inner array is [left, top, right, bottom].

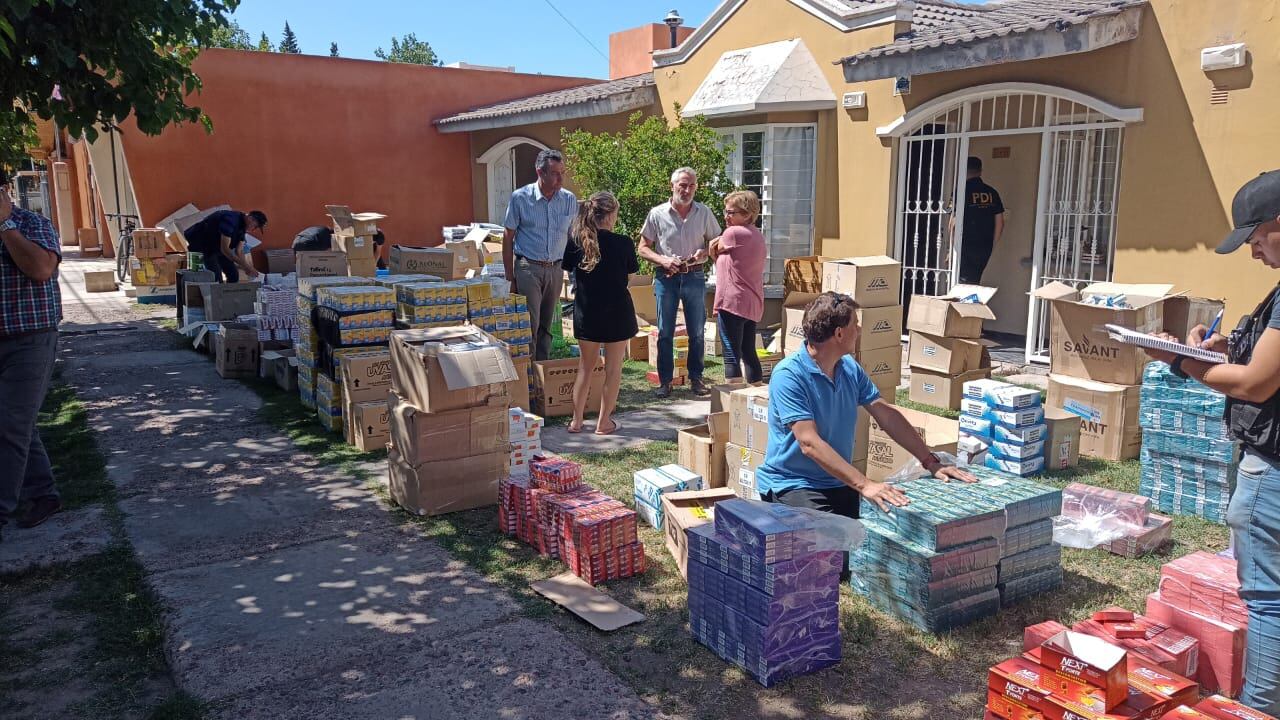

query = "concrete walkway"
[[54, 273, 662, 718], [541, 398, 709, 454]]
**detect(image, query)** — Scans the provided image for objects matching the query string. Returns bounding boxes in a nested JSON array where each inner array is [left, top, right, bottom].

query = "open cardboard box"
[[661, 488, 737, 579], [389, 326, 518, 413], [906, 284, 997, 339], [1033, 281, 1174, 385], [325, 204, 385, 237], [1039, 630, 1129, 711]]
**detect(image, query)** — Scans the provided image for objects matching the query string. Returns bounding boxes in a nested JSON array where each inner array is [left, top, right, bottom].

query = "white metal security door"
[[894, 119, 965, 306], [1025, 126, 1124, 361]]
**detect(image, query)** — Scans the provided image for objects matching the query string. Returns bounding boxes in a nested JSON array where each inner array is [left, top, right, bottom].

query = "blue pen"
[[1201, 309, 1224, 348]]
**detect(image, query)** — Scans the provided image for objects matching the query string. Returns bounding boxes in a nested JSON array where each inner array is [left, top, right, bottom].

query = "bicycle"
[[105, 212, 140, 283]]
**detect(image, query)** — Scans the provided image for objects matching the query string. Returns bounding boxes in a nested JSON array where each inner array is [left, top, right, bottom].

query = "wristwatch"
[[1170, 357, 1188, 379], [922, 452, 945, 474], [0, 219, 16, 233]]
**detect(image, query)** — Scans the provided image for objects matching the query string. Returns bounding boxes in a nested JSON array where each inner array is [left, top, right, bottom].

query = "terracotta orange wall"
[[120, 49, 597, 250], [609, 24, 695, 79]]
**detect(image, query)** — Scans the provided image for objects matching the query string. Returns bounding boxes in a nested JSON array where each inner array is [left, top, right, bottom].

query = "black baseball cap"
[[1219, 170, 1280, 253]]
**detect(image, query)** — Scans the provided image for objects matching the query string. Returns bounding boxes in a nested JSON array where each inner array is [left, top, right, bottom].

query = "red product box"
[[1160, 709, 1215, 719], [1194, 695, 1279, 720], [986, 711, 1005, 720], [1127, 655, 1199, 709], [530, 457, 583, 493], [989, 657, 1055, 714], [987, 688, 1048, 720], [1111, 624, 1147, 639], [1095, 608, 1137, 623], [1106, 514, 1173, 559], [1027, 621, 1071, 651], [1043, 691, 1170, 720], [1146, 592, 1245, 698], [1158, 552, 1248, 629], [1072, 619, 1199, 678], [1040, 631, 1130, 712]]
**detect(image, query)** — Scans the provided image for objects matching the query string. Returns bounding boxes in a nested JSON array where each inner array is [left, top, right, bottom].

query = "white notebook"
[[1104, 324, 1228, 364]]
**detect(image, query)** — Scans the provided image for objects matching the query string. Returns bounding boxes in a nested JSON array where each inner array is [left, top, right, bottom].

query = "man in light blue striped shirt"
[[502, 149, 577, 361]]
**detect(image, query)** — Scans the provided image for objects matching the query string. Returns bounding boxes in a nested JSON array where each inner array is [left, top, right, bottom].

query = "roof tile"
[[436, 74, 655, 125]]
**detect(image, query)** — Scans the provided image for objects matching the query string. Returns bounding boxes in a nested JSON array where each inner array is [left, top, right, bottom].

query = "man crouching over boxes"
[[756, 292, 976, 577]]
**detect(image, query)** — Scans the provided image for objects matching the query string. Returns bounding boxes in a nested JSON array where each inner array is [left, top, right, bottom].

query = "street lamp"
[[663, 9, 683, 49]]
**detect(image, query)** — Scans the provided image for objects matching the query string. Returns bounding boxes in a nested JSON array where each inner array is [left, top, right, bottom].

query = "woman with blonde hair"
[[562, 191, 638, 434], [710, 190, 767, 382]]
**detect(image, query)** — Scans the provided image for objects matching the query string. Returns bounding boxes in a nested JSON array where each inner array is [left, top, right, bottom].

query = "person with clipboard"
[[1141, 170, 1280, 715]]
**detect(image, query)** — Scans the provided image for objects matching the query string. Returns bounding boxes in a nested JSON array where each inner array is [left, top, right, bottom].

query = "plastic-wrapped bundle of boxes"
[[1147, 551, 1248, 696], [470, 292, 533, 360], [633, 465, 701, 530], [395, 280, 467, 329], [960, 378, 1047, 477], [851, 472, 1062, 629], [255, 284, 300, 342], [295, 276, 372, 409], [507, 408, 543, 479], [1139, 363, 1239, 523], [687, 499, 843, 686]]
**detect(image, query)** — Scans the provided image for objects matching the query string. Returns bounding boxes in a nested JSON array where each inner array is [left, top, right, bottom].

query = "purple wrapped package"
[[712, 499, 818, 565], [689, 557, 840, 627], [689, 589, 842, 686], [1061, 482, 1150, 529], [687, 524, 841, 597]]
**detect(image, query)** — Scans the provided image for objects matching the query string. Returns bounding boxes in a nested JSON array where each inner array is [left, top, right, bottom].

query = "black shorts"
[[763, 485, 861, 519]]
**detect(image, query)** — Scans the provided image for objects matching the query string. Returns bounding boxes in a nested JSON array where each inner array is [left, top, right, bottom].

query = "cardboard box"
[[132, 228, 168, 259], [758, 351, 785, 380], [1043, 407, 1083, 471], [724, 442, 766, 500], [275, 356, 299, 392], [388, 447, 506, 517], [907, 332, 988, 375], [346, 256, 378, 278], [130, 256, 178, 287], [661, 488, 738, 579], [782, 292, 902, 355], [339, 351, 392, 404], [866, 405, 959, 482], [296, 251, 348, 279], [213, 323, 261, 379], [628, 274, 658, 325], [626, 331, 648, 362], [326, 205, 385, 238], [334, 233, 376, 259], [259, 349, 293, 381], [1033, 282, 1173, 385], [84, 270, 116, 293], [388, 392, 509, 465], [821, 255, 901, 308], [531, 357, 605, 418], [988, 657, 1055, 717], [445, 240, 484, 274], [906, 285, 997, 339], [389, 327, 517, 413], [783, 255, 832, 295], [1163, 296, 1224, 342], [710, 381, 745, 414], [1039, 630, 1129, 711], [263, 249, 295, 274], [389, 244, 473, 279], [677, 414, 729, 490], [508, 356, 531, 412], [855, 344, 903, 400], [348, 400, 389, 452], [1047, 374, 1142, 461], [704, 320, 722, 356], [1127, 654, 1200, 710], [728, 385, 770, 452], [909, 367, 992, 411], [647, 327, 689, 369]]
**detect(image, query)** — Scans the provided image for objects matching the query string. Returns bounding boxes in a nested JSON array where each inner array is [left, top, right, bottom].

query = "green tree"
[[561, 108, 735, 242], [0, 0, 239, 151], [329, 41, 339, 57], [256, 31, 274, 52], [279, 21, 300, 54], [206, 18, 253, 50], [0, 113, 39, 178], [374, 33, 441, 66]]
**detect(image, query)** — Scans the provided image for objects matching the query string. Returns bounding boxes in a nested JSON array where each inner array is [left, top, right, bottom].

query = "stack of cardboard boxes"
[[325, 205, 384, 277], [507, 408, 544, 480], [1036, 282, 1179, 462], [129, 228, 181, 304], [387, 326, 519, 516], [960, 379, 1047, 477], [338, 351, 392, 452], [295, 276, 370, 409], [677, 411, 730, 491], [819, 255, 904, 398], [647, 326, 689, 386], [312, 284, 396, 432], [725, 385, 771, 500], [905, 286, 996, 410]]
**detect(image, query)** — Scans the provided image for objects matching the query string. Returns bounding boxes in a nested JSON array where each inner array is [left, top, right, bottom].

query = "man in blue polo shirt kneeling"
[[756, 292, 975, 573]]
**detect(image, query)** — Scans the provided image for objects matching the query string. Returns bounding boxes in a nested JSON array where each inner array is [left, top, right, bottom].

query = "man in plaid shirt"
[[0, 173, 63, 541]]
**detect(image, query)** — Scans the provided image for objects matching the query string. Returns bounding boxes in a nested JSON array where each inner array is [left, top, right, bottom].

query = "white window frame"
[[718, 123, 818, 287]]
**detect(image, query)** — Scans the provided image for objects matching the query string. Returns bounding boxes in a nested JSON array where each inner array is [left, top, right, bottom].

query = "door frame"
[[879, 83, 1142, 362], [478, 136, 550, 224]]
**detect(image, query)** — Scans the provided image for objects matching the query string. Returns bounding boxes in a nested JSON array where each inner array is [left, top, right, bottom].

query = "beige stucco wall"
[[653, 0, 1280, 323]]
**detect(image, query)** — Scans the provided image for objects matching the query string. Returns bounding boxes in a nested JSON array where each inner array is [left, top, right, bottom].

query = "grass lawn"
[[0, 378, 204, 720]]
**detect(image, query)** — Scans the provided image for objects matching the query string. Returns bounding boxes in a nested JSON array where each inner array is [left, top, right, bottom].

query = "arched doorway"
[[479, 136, 550, 224], [878, 83, 1143, 362]]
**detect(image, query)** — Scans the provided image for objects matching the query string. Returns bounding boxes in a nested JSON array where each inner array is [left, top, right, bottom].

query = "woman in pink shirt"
[[710, 190, 767, 382]]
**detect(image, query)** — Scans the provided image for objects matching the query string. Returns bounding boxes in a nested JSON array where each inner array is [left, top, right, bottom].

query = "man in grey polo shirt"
[[639, 167, 721, 398], [503, 149, 578, 361]]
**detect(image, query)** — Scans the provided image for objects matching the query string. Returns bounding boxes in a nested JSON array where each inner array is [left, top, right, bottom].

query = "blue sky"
[[228, 0, 986, 79]]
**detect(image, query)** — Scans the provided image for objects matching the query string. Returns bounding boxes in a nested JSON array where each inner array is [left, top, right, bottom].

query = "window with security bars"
[[719, 125, 817, 286]]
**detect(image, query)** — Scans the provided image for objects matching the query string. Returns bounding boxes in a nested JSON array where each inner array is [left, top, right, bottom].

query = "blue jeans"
[[654, 271, 705, 385], [0, 329, 59, 526], [1229, 449, 1280, 714]]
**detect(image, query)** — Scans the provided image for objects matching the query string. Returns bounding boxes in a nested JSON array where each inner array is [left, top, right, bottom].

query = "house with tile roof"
[[441, 0, 1277, 363]]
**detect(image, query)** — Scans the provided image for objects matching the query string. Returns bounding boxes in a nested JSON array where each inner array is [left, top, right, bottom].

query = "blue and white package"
[[984, 453, 1044, 476], [633, 468, 687, 530], [962, 399, 1045, 428], [962, 378, 1042, 410], [990, 439, 1046, 462], [993, 422, 1047, 445], [959, 414, 993, 441]]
